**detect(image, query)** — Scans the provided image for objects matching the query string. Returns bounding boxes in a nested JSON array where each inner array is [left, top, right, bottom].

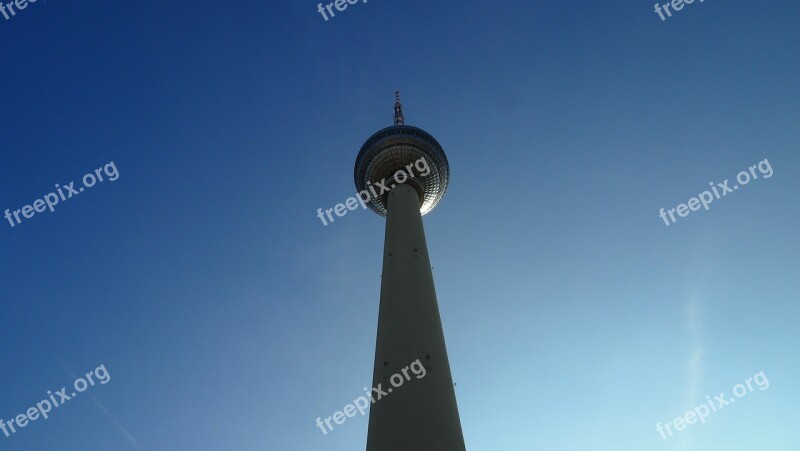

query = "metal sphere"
[[354, 125, 450, 217]]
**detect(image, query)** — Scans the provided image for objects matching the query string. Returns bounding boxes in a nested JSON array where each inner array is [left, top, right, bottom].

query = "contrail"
[[680, 290, 703, 450], [58, 360, 144, 450]]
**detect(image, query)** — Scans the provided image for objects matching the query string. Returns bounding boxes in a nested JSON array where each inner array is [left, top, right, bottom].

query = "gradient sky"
[[1, 0, 798, 450]]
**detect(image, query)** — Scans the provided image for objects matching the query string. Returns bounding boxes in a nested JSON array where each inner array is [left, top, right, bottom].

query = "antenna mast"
[[393, 91, 404, 126]]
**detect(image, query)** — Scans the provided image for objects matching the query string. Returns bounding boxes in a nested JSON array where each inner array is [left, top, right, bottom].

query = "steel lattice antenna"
[[394, 91, 404, 126]]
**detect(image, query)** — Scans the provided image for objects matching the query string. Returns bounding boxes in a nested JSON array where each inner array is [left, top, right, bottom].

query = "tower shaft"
[[366, 184, 466, 451]]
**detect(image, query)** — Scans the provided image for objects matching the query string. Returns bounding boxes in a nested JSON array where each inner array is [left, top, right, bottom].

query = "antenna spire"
[[394, 91, 404, 126]]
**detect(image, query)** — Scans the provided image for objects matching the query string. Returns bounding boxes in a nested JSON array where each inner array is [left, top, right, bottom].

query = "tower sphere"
[[354, 105, 450, 218]]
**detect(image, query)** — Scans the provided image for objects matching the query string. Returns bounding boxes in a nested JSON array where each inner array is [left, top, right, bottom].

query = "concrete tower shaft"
[[365, 184, 466, 451]]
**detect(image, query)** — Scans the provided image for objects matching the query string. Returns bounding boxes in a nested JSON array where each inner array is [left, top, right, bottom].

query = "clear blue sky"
[[1, 0, 798, 450]]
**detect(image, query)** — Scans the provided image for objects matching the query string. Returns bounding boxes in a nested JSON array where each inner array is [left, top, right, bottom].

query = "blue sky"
[[1, 0, 798, 450]]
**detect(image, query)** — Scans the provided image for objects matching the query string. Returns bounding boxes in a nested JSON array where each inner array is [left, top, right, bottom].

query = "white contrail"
[[680, 290, 703, 450], [58, 361, 144, 450], [86, 393, 144, 451], [685, 291, 703, 402]]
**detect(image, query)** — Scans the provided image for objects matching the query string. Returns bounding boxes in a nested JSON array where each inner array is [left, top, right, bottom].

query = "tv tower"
[[354, 92, 466, 451]]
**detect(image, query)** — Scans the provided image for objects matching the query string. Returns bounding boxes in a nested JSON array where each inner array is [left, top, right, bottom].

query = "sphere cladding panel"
[[354, 126, 450, 217]]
